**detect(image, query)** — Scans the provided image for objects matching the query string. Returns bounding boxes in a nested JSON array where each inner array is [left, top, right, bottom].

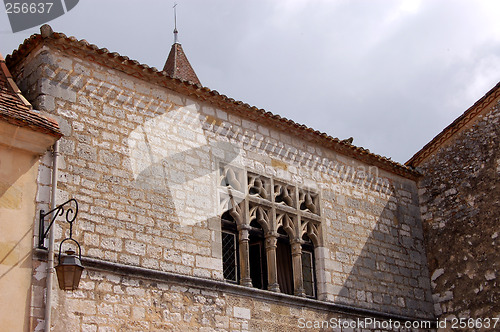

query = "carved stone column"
[[265, 232, 280, 292], [237, 225, 252, 287], [291, 239, 305, 296]]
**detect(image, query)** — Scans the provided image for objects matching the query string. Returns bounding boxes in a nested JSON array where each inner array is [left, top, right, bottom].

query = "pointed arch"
[[300, 219, 321, 247], [249, 205, 270, 233], [276, 212, 296, 239]]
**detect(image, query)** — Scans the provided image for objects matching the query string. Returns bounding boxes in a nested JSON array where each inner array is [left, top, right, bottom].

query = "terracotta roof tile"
[[163, 43, 201, 85], [6, 25, 419, 179], [0, 52, 61, 137]]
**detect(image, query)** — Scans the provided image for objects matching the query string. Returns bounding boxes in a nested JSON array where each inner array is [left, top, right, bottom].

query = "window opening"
[[221, 210, 239, 283], [276, 230, 294, 295], [302, 234, 316, 298], [222, 231, 238, 282], [249, 223, 267, 290]]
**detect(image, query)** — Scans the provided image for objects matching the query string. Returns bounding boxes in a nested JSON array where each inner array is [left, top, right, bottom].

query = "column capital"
[[237, 224, 252, 231], [291, 241, 302, 256], [265, 236, 277, 248], [290, 237, 303, 245], [265, 231, 279, 238], [237, 225, 251, 241]]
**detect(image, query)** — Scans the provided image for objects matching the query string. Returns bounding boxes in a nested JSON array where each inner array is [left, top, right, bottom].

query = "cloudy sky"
[[2, 0, 500, 163]]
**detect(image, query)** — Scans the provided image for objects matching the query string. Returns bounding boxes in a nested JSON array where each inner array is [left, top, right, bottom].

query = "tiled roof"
[[406, 81, 500, 167], [163, 43, 201, 85], [0, 52, 61, 137], [6, 25, 420, 179]]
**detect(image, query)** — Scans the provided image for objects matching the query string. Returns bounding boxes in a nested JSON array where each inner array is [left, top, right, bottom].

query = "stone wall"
[[12, 43, 434, 330], [40, 259, 427, 332], [417, 102, 500, 319]]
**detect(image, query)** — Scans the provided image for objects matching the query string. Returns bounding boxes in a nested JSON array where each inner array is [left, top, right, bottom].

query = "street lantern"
[[39, 199, 84, 290], [55, 247, 84, 291]]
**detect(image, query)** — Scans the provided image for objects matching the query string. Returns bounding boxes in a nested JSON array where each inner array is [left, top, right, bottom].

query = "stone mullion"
[[238, 171, 252, 287], [291, 238, 305, 296], [265, 177, 279, 292], [265, 232, 280, 292], [293, 185, 305, 296], [238, 224, 252, 287]]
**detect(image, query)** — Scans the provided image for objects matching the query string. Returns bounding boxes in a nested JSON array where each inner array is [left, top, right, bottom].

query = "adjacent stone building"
[[407, 83, 500, 321]]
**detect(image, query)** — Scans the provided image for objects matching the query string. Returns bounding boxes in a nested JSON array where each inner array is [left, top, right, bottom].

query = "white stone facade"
[[11, 40, 434, 330]]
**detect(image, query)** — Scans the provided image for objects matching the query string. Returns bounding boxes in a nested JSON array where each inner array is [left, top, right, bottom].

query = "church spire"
[[163, 4, 201, 85]]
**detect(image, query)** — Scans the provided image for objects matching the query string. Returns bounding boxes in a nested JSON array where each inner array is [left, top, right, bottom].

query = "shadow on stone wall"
[[331, 187, 434, 320]]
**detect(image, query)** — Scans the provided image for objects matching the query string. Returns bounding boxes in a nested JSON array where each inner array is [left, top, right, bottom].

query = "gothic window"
[[300, 219, 320, 298], [248, 203, 270, 289], [219, 164, 322, 298], [249, 226, 267, 289], [276, 230, 294, 295], [301, 235, 316, 298], [275, 212, 295, 294], [221, 210, 239, 283], [222, 230, 238, 282]]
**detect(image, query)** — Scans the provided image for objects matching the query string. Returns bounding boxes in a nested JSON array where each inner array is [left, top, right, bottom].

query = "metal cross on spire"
[[173, 3, 179, 44]]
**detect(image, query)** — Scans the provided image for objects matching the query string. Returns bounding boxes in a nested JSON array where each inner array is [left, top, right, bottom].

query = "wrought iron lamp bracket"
[[38, 198, 79, 249]]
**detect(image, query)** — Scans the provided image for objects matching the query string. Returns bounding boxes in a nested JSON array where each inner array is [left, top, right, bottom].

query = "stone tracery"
[[219, 164, 322, 298]]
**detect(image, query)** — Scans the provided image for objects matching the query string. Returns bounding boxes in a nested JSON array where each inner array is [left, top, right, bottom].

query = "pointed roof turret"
[[163, 6, 201, 85], [163, 43, 201, 85]]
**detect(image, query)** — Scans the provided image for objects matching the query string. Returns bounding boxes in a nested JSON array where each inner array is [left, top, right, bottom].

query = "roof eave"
[[6, 28, 420, 180]]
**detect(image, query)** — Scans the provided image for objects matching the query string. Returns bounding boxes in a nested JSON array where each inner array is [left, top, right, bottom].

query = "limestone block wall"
[[47, 267, 421, 332], [12, 43, 434, 330], [417, 103, 500, 319]]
